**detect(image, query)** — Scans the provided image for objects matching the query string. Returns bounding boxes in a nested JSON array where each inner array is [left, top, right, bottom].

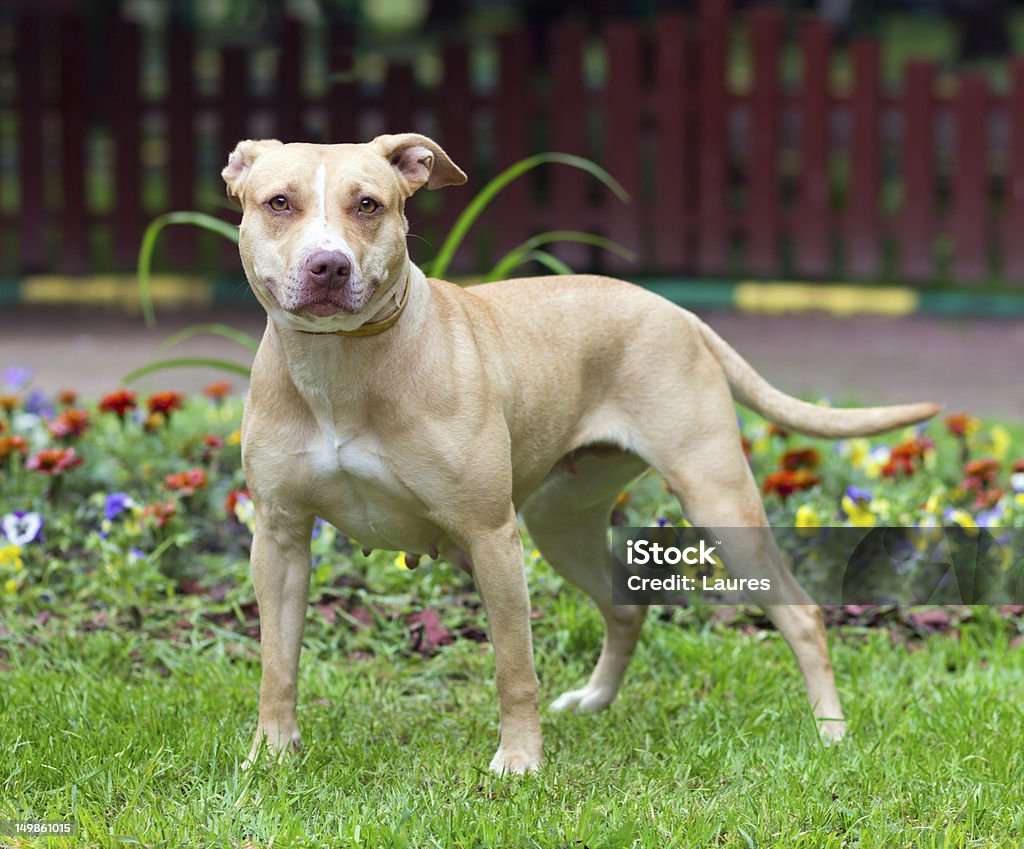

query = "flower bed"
[[1, 364, 1022, 615]]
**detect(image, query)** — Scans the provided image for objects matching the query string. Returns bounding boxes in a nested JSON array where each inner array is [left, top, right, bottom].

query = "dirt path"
[[1, 305, 1021, 419]]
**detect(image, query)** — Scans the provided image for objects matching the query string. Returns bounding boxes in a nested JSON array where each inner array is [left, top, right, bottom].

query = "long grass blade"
[[425, 153, 629, 279], [156, 323, 260, 354], [516, 250, 575, 276], [123, 357, 252, 384], [137, 212, 239, 329], [484, 230, 635, 282]]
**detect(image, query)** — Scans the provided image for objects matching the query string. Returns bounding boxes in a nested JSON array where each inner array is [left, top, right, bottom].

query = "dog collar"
[[299, 275, 411, 338]]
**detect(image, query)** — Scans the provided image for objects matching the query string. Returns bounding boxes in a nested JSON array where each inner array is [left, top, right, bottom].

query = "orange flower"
[[0, 395, 18, 412], [964, 458, 1000, 484], [26, 446, 82, 475], [741, 435, 752, 461], [146, 391, 184, 417], [762, 470, 821, 500], [99, 389, 137, 418], [204, 382, 233, 402], [164, 468, 209, 496], [0, 435, 28, 460], [48, 408, 90, 440], [1014, 460, 1024, 474], [945, 412, 980, 437], [767, 423, 789, 440], [881, 455, 915, 478], [58, 389, 78, 406], [143, 501, 178, 529], [780, 447, 821, 471]]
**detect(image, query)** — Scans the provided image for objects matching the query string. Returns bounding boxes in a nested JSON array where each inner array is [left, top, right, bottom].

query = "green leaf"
[[424, 153, 629, 280], [137, 212, 240, 329], [513, 250, 575, 276], [123, 357, 251, 384], [156, 323, 260, 354], [484, 230, 635, 282]]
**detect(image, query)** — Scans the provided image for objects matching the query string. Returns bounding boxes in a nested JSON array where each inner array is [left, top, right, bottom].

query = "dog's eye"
[[268, 195, 289, 212], [358, 198, 379, 214]]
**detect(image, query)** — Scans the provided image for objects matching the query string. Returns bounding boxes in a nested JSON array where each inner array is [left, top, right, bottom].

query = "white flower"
[[1, 511, 43, 547]]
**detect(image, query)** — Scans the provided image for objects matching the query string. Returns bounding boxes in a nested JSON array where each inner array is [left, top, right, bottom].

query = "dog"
[[222, 133, 939, 774]]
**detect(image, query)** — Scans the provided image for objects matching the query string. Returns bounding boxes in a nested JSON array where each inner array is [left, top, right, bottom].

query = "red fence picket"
[[747, 5, 782, 276], [2, 1, 1023, 288]]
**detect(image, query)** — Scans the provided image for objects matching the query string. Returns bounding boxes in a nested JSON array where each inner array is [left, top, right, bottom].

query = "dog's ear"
[[222, 139, 283, 205], [373, 133, 467, 194]]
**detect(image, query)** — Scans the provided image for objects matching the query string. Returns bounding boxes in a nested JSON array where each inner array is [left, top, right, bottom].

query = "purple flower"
[[3, 366, 33, 391], [104, 493, 135, 521], [24, 389, 53, 417], [2, 511, 44, 546], [845, 485, 872, 505]]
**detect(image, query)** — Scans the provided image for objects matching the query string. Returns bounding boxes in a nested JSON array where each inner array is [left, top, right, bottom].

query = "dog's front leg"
[[469, 518, 543, 775], [245, 502, 314, 767]]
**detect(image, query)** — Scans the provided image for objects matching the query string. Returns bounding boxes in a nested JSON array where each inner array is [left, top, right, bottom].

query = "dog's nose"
[[305, 250, 351, 289]]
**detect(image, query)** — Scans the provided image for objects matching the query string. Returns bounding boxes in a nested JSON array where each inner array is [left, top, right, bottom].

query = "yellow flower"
[[841, 496, 875, 528], [945, 509, 976, 530], [795, 504, 821, 537], [227, 429, 242, 446], [0, 545, 23, 570], [988, 425, 1012, 461], [924, 492, 943, 515], [3, 578, 17, 595], [842, 438, 871, 469], [1016, 494, 1024, 510], [395, 552, 409, 570]]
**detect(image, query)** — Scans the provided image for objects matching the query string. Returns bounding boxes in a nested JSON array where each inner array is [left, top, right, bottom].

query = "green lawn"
[[2, 591, 1023, 848]]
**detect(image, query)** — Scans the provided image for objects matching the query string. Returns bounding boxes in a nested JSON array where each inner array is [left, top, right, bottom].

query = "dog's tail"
[[696, 320, 941, 438]]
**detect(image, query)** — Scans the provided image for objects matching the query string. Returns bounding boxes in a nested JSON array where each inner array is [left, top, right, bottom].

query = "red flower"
[[26, 446, 82, 475], [164, 468, 209, 496], [58, 389, 78, 406], [762, 470, 821, 500], [881, 455, 915, 478], [0, 435, 28, 460], [143, 501, 178, 529], [225, 488, 250, 518], [147, 391, 184, 416], [1014, 460, 1024, 474], [945, 412, 979, 437], [767, 423, 789, 440], [741, 435, 752, 461], [974, 488, 1004, 511], [964, 458, 1000, 484], [204, 382, 233, 402], [48, 408, 90, 440], [780, 447, 821, 471], [99, 389, 137, 418], [201, 434, 224, 464]]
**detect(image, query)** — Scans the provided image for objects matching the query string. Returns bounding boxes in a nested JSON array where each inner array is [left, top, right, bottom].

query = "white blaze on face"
[[304, 161, 357, 263]]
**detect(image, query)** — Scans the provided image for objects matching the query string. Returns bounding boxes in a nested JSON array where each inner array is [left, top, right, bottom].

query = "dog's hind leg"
[[634, 382, 847, 744], [521, 448, 649, 714]]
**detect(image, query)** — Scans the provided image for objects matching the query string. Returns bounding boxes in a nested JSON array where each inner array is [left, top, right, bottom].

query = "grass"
[[2, 584, 1024, 847]]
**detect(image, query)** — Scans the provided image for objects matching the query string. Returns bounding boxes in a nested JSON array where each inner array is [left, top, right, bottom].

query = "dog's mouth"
[[290, 289, 370, 318]]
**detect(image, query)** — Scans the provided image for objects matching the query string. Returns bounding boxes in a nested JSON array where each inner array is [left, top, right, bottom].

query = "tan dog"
[[222, 133, 939, 775]]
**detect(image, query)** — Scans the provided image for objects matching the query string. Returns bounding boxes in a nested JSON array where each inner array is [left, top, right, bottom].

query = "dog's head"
[[222, 134, 466, 331]]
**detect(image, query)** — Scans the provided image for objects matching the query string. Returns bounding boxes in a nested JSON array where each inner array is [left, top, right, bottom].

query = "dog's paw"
[[242, 727, 302, 769], [489, 747, 542, 776], [817, 718, 847, 747], [548, 686, 614, 714]]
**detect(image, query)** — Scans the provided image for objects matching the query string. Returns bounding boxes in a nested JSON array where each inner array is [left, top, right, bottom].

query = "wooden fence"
[[2, 0, 1023, 285]]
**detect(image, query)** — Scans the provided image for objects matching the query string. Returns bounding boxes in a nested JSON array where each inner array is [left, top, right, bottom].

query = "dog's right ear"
[[222, 139, 283, 206]]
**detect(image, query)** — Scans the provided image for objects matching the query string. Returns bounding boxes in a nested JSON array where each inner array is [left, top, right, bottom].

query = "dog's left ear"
[[373, 133, 467, 194]]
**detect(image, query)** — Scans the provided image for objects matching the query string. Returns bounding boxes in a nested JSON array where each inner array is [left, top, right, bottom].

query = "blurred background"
[[1, 0, 1023, 282], [0, 0, 1022, 414]]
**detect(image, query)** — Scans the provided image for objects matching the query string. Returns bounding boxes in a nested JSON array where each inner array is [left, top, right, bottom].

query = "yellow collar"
[[301, 275, 411, 338]]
